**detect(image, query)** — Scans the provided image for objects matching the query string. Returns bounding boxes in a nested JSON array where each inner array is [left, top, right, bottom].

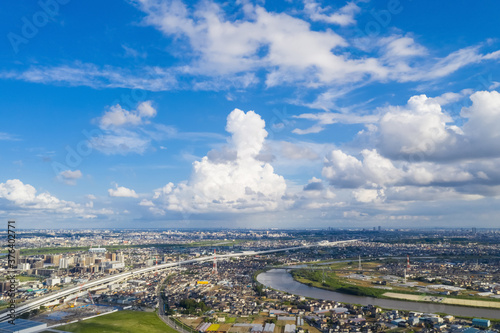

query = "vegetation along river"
[[257, 269, 500, 320]]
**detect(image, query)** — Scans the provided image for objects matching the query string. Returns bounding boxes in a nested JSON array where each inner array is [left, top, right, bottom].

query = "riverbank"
[[256, 269, 500, 320], [291, 269, 500, 310], [290, 258, 500, 308], [383, 292, 500, 309]]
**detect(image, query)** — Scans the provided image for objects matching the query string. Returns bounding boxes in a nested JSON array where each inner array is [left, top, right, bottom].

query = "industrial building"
[[0, 319, 46, 333], [472, 318, 491, 328]]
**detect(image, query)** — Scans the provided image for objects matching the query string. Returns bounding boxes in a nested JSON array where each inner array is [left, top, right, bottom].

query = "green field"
[[15, 275, 42, 282], [56, 311, 178, 333], [292, 269, 386, 298]]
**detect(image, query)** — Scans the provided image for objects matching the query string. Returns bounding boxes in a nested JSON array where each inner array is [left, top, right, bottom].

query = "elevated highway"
[[0, 239, 360, 322]]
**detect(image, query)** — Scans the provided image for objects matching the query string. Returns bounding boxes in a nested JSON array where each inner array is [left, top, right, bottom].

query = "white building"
[[89, 247, 106, 254], [104, 261, 125, 270], [19, 263, 31, 271], [46, 278, 61, 287], [59, 257, 69, 269]]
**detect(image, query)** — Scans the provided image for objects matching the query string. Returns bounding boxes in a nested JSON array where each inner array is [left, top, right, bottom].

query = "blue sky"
[[1, 0, 500, 229]]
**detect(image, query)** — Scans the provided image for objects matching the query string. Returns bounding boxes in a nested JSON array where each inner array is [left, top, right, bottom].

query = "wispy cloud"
[[303, 1, 361, 26], [89, 101, 225, 156], [0, 132, 20, 141], [1, 2, 498, 97], [0, 63, 177, 91]]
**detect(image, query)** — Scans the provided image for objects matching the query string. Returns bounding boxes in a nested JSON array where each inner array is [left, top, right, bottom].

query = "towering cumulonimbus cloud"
[[153, 109, 287, 213]]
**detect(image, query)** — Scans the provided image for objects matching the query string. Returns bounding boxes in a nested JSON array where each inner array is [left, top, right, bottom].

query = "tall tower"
[[212, 249, 217, 275], [406, 255, 410, 272], [358, 255, 362, 271], [13, 249, 20, 267]]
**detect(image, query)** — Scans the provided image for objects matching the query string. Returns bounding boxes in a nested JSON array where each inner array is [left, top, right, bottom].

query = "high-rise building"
[[59, 258, 69, 269], [0, 282, 11, 292], [45, 255, 61, 266], [13, 249, 20, 267]]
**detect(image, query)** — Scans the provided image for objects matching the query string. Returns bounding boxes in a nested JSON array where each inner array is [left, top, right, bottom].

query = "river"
[[257, 269, 500, 319]]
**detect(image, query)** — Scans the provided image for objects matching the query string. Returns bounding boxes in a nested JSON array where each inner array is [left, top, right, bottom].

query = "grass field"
[[292, 269, 386, 298], [15, 275, 41, 282], [56, 311, 177, 333]]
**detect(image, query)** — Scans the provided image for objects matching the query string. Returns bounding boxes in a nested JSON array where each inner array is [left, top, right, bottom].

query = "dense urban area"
[[1, 228, 500, 333]]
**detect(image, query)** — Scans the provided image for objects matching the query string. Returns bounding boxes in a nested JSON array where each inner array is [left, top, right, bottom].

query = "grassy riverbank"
[[292, 269, 386, 298], [291, 268, 500, 309]]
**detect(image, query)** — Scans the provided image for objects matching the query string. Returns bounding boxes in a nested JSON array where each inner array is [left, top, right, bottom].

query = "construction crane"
[[70, 283, 85, 308], [88, 290, 99, 314]]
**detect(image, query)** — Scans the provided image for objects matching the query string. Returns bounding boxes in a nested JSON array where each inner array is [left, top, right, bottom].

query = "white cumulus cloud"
[[153, 109, 288, 213], [99, 101, 157, 129], [57, 169, 83, 185], [0, 179, 87, 216], [108, 185, 139, 198], [90, 101, 158, 155]]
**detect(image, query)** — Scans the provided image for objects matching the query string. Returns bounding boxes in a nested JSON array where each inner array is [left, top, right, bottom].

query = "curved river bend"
[[257, 269, 500, 319]]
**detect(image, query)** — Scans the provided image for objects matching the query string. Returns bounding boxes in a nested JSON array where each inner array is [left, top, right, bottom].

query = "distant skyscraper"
[[13, 249, 20, 267], [472, 227, 477, 234], [378, 226, 381, 231]]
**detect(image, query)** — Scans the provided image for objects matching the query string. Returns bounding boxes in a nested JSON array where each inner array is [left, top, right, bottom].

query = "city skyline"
[[1, 0, 500, 228]]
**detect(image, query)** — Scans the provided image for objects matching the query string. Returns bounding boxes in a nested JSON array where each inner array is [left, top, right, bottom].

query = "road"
[[0, 239, 359, 322]]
